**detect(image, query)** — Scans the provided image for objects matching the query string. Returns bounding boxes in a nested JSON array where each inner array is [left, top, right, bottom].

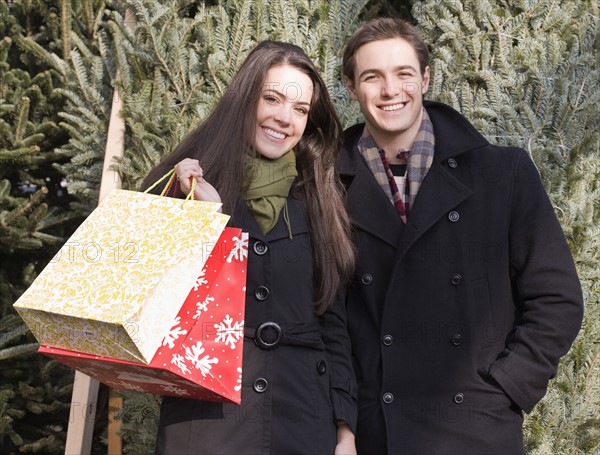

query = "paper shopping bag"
[[14, 188, 230, 364], [39, 227, 248, 403]]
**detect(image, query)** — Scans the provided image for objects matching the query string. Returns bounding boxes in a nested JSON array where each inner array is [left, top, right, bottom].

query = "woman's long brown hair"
[[142, 40, 354, 313]]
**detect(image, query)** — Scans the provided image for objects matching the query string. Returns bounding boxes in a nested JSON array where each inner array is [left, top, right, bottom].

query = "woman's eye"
[[263, 95, 278, 104], [294, 107, 308, 115]]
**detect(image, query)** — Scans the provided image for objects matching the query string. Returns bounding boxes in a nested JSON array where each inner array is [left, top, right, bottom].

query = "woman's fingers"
[[172, 159, 221, 205], [194, 179, 222, 205], [174, 159, 203, 194]]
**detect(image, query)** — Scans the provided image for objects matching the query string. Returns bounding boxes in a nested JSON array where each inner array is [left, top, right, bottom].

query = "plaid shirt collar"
[[356, 107, 435, 220]]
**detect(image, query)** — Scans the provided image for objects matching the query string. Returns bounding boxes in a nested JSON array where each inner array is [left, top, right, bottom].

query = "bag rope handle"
[[144, 169, 197, 201]]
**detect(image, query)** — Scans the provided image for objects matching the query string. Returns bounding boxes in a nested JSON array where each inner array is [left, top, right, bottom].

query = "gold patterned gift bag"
[[14, 172, 230, 364]]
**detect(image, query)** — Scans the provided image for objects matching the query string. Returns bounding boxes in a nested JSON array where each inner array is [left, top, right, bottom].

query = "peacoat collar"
[[338, 100, 489, 255]]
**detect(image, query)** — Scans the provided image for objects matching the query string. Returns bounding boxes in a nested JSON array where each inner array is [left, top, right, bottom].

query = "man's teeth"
[[381, 103, 406, 112], [263, 128, 286, 139]]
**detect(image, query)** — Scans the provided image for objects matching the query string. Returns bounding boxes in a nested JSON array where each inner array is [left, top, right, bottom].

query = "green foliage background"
[[0, 0, 597, 453]]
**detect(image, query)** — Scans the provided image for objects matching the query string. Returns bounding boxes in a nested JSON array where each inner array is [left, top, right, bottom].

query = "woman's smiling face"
[[253, 64, 313, 159]]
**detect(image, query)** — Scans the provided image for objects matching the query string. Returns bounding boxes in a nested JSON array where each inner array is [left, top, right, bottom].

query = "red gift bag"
[[39, 227, 248, 404]]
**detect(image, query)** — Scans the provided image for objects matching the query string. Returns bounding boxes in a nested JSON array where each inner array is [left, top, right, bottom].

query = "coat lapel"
[[339, 150, 404, 248], [396, 159, 472, 260], [231, 201, 266, 241]]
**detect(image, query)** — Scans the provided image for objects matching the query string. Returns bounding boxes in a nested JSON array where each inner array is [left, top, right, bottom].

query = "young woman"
[[142, 41, 357, 455]]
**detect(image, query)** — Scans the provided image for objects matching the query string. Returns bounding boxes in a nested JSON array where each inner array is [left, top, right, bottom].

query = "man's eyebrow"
[[357, 65, 418, 80], [263, 88, 311, 106]]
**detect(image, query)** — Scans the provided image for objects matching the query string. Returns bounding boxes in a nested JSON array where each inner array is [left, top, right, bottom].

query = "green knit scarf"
[[242, 150, 298, 236]]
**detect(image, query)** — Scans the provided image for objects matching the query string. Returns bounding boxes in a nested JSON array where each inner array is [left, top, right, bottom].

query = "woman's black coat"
[[155, 197, 356, 455], [336, 101, 584, 455]]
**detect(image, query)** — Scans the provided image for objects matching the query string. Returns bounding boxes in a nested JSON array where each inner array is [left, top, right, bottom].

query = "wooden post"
[[64, 6, 136, 453], [107, 388, 124, 454], [64, 81, 126, 455], [64, 372, 100, 455]]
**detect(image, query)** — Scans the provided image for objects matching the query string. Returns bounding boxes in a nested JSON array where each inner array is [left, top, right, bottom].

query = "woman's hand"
[[334, 422, 357, 455], [173, 158, 221, 205]]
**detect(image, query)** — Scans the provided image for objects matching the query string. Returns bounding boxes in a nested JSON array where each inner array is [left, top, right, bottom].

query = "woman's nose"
[[274, 105, 292, 124]]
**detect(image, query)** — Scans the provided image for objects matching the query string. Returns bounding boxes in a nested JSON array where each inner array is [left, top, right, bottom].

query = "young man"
[[338, 18, 584, 454]]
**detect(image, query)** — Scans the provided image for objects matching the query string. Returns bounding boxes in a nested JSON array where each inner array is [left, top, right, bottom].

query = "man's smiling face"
[[346, 38, 430, 150]]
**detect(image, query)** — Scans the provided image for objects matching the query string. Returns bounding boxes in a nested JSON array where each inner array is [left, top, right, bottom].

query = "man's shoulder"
[[423, 100, 531, 161], [337, 123, 365, 174], [423, 100, 486, 143], [342, 123, 365, 149]]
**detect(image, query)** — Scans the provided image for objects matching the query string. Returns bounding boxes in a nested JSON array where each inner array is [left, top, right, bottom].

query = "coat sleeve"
[[488, 148, 584, 413], [319, 291, 358, 433]]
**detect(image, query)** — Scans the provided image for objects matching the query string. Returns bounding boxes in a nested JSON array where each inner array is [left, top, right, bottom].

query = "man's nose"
[[381, 77, 401, 97]]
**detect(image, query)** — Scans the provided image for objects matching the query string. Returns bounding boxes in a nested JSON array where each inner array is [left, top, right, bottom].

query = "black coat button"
[[382, 392, 394, 404], [453, 393, 464, 404], [447, 158, 458, 168], [382, 334, 394, 346], [448, 211, 460, 222], [254, 286, 269, 301], [361, 274, 373, 285], [253, 241, 268, 256], [451, 274, 462, 285], [451, 334, 463, 346], [316, 360, 327, 375], [253, 378, 268, 393]]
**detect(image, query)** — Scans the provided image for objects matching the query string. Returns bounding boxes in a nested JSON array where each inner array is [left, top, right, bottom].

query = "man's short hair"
[[343, 18, 430, 83]]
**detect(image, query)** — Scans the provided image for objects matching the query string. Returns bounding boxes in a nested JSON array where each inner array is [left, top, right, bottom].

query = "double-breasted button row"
[[254, 286, 269, 301], [253, 378, 268, 393], [253, 241, 268, 256], [361, 274, 373, 285], [382, 391, 465, 404]]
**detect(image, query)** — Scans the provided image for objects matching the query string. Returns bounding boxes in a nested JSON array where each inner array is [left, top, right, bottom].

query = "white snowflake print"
[[162, 316, 188, 349], [118, 382, 146, 392], [184, 341, 219, 376], [234, 367, 243, 392], [171, 353, 191, 375], [81, 367, 104, 377], [162, 384, 190, 396], [193, 270, 208, 291], [194, 295, 214, 319], [214, 314, 244, 349], [226, 233, 249, 263], [86, 362, 113, 371], [116, 372, 173, 386]]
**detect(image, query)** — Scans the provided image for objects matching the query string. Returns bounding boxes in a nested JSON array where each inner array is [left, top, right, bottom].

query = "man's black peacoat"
[[337, 100, 584, 455]]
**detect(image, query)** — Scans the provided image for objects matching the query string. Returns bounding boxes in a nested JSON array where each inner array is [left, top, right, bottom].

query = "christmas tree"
[[0, 0, 113, 452]]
